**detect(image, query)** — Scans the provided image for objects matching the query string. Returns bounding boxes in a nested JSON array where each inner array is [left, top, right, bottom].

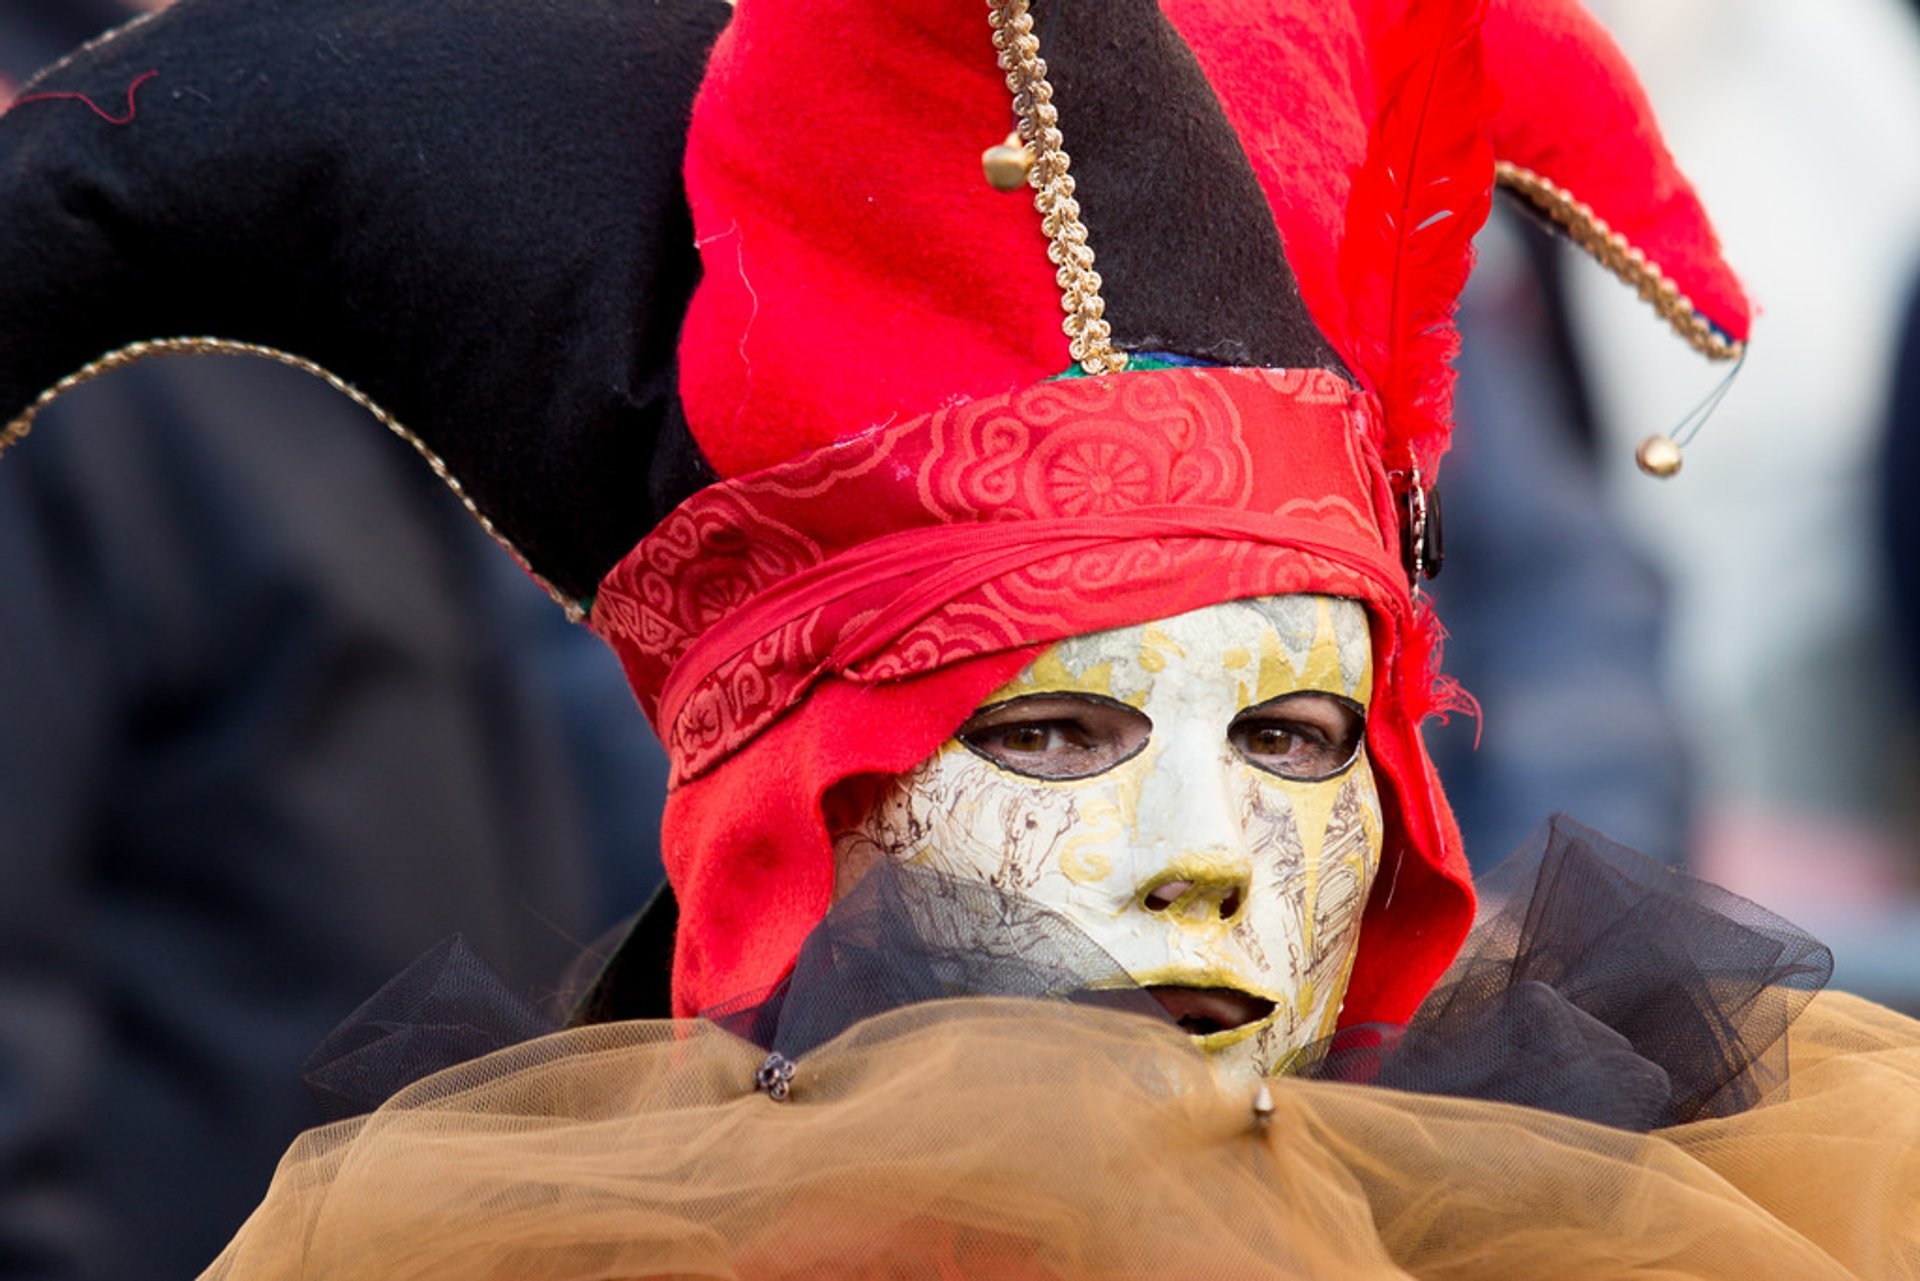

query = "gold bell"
[[1635, 434, 1684, 479], [982, 132, 1033, 192]]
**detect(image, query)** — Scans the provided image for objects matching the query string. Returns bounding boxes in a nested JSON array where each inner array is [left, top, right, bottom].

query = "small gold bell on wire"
[[1635, 434, 1684, 479], [982, 132, 1032, 191]]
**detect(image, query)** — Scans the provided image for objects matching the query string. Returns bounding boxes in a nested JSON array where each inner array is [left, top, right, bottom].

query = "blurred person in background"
[[1566, 0, 1920, 1007], [0, 3, 667, 1276], [1427, 209, 1693, 873], [1874, 265, 1920, 1008]]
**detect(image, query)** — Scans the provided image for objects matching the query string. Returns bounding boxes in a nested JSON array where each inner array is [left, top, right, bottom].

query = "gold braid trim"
[[1497, 161, 1743, 362], [0, 337, 585, 619], [987, 0, 1127, 376]]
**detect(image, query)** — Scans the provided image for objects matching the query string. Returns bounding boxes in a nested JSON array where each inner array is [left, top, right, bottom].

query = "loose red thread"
[[5, 69, 158, 124]]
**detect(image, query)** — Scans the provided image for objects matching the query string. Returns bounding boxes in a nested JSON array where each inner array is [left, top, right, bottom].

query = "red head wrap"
[[590, 0, 1748, 1022], [596, 367, 1470, 1020]]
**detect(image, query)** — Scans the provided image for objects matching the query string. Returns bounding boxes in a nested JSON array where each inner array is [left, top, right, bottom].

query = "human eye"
[[1229, 692, 1365, 781], [957, 694, 1150, 780], [982, 722, 1076, 754]]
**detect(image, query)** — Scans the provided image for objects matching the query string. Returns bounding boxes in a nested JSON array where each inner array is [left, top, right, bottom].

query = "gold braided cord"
[[0, 337, 585, 619], [987, 0, 1127, 376], [1496, 161, 1744, 363]]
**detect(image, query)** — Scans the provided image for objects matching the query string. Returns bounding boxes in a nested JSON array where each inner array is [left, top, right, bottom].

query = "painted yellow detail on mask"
[[1137, 623, 1186, 676], [987, 648, 1140, 708], [1247, 597, 1373, 705], [1351, 636, 1376, 706], [1058, 844, 1114, 885], [1058, 791, 1125, 887], [1252, 625, 1299, 707], [1053, 740, 1151, 885], [1299, 599, 1350, 700]]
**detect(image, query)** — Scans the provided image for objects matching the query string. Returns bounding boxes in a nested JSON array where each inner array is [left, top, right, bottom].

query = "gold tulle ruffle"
[[201, 991, 1920, 1279]]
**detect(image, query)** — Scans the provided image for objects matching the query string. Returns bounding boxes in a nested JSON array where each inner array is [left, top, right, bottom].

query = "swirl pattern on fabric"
[[594, 366, 1393, 782], [591, 364, 1473, 1027]]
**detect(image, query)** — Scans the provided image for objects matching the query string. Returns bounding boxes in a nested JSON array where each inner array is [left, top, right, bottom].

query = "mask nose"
[[1140, 857, 1252, 923], [1132, 737, 1253, 925]]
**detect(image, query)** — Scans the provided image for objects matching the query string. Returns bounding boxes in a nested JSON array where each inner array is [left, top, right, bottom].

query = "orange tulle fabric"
[[201, 991, 1920, 1279]]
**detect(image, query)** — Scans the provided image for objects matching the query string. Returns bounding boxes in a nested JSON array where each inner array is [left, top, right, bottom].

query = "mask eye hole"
[[1229, 692, 1366, 782], [957, 693, 1151, 781]]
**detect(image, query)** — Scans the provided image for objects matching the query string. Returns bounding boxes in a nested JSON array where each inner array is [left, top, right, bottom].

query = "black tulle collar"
[[304, 816, 1831, 1135]]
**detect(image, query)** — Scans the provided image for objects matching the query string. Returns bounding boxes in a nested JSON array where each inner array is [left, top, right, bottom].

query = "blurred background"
[[1428, 0, 1920, 1019], [5, 0, 1920, 1277], [0, 4, 668, 1276]]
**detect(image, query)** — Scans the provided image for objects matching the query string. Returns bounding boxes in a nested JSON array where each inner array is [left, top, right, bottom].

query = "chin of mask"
[[830, 595, 1385, 1080]]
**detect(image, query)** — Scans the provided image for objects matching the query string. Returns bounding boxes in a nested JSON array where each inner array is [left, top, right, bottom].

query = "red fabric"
[[1168, 0, 1748, 376], [652, 0, 1743, 1033], [1479, 0, 1750, 343], [1161, 1, 1375, 367], [601, 367, 1391, 780], [1335, 0, 1497, 478], [595, 366, 1475, 1026], [677, 0, 1062, 479], [677, 0, 1747, 484]]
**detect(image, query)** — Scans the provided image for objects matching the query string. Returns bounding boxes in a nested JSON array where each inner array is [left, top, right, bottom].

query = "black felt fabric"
[[647, 391, 721, 526], [1034, 0, 1347, 374], [569, 880, 679, 1025], [0, 0, 730, 602]]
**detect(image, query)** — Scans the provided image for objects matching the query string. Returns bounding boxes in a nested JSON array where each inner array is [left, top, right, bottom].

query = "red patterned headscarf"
[[590, 0, 1749, 1022], [596, 367, 1470, 1021]]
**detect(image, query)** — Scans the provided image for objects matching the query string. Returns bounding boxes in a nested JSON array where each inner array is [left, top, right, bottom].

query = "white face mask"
[[830, 595, 1384, 1079]]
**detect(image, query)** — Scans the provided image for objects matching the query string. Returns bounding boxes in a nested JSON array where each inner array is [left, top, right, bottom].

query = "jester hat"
[[0, 0, 1747, 1025]]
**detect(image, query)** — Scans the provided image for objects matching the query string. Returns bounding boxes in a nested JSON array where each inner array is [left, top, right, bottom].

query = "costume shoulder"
[[0, 0, 732, 606]]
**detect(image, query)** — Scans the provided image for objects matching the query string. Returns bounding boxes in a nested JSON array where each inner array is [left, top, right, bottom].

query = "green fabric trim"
[[1051, 354, 1192, 380]]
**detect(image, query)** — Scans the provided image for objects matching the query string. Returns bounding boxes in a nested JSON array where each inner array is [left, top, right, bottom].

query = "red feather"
[[1339, 0, 1499, 479]]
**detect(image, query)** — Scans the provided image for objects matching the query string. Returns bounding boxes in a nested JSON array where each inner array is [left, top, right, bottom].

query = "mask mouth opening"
[[1146, 986, 1276, 1037]]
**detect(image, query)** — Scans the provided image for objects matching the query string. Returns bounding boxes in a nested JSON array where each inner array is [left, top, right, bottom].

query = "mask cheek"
[[1051, 746, 1155, 895], [1310, 765, 1385, 1035], [835, 746, 1111, 901], [984, 784, 1085, 895], [1309, 774, 1378, 952], [1235, 761, 1386, 1032]]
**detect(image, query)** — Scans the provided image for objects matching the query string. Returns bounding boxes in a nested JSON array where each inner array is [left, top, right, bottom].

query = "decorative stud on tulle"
[[1251, 1082, 1276, 1128], [755, 1053, 797, 1102]]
